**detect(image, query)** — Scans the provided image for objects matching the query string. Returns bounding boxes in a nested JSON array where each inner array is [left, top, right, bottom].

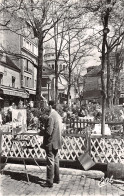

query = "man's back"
[[44, 109, 62, 150], [49, 109, 62, 149]]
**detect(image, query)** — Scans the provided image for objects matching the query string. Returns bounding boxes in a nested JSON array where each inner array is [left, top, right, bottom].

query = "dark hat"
[[48, 100, 56, 109], [48, 100, 55, 106]]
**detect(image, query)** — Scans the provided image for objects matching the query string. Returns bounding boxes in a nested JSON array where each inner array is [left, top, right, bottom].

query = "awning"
[[0, 89, 3, 95], [0, 87, 29, 98], [83, 90, 102, 99], [26, 89, 36, 95]]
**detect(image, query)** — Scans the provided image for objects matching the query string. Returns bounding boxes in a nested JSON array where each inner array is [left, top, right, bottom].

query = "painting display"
[[12, 109, 27, 135]]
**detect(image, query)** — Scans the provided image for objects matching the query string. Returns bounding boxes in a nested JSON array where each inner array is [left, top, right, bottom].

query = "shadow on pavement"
[[2, 170, 46, 185]]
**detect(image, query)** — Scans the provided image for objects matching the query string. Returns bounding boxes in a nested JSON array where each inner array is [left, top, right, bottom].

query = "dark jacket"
[[43, 109, 62, 150]]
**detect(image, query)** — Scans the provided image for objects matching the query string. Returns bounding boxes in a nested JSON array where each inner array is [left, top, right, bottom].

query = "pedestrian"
[[42, 100, 63, 188]]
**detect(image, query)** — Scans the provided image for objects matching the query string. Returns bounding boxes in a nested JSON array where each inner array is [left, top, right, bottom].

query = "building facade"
[[44, 49, 68, 102], [83, 66, 103, 104], [0, 48, 29, 110]]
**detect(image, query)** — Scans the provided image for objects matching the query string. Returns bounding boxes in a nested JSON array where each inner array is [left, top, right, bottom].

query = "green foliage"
[[27, 107, 46, 129], [105, 105, 123, 122]]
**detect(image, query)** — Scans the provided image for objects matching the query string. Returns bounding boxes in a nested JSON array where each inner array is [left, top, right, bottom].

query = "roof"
[[6, 55, 20, 71], [84, 65, 101, 77]]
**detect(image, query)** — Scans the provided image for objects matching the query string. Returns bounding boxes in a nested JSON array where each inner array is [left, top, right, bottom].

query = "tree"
[[85, 0, 124, 135], [72, 66, 84, 107], [43, 1, 93, 104], [0, 0, 69, 107], [58, 7, 94, 104]]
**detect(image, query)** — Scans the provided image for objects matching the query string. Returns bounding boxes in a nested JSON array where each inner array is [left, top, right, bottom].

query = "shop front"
[[0, 86, 29, 109]]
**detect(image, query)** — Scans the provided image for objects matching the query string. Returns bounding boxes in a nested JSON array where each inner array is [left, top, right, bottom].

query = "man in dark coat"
[[43, 101, 62, 188]]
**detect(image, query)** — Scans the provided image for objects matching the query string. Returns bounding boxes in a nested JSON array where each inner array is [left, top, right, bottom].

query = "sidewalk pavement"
[[0, 163, 124, 196]]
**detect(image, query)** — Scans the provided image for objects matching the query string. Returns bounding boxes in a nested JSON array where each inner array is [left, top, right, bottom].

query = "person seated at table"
[[95, 111, 102, 121], [78, 108, 86, 117], [28, 112, 39, 130], [2, 109, 12, 124], [62, 108, 67, 123]]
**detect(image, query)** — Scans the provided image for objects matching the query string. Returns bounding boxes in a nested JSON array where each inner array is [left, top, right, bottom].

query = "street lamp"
[[103, 27, 110, 34]]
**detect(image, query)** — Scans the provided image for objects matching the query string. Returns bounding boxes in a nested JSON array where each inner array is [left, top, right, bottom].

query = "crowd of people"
[[0, 100, 103, 128], [1, 99, 124, 129], [61, 101, 102, 123]]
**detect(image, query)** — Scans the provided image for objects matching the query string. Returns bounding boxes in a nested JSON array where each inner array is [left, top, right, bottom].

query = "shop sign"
[[3, 89, 28, 98]]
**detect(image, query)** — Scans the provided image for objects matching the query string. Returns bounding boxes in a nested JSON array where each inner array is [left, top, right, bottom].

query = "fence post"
[[86, 126, 91, 155], [123, 120, 124, 135]]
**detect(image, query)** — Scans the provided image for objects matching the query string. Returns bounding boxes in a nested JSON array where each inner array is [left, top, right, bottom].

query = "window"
[[27, 77, 29, 87], [30, 78, 32, 88], [23, 38, 26, 47], [34, 46, 38, 56], [52, 64, 54, 69], [27, 60, 29, 71], [26, 41, 29, 49], [42, 78, 47, 87], [35, 80, 37, 88], [12, 76, 15, 88], [24, 76, 26, 87], [29, 43, 32, 51], [0, 74, 3, 85]]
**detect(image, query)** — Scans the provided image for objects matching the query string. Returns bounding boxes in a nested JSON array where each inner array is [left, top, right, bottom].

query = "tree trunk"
[[101, 2, 110, 135], [101, 35, 106, 135], [106, 49, 112, 108], [67, 65, 72, 104], [114, 73, 120, 105], [67, 83, 71, 104], [67, 36, 71, 105], [35, 36, 43, 108], [55, 59, 58, 104]]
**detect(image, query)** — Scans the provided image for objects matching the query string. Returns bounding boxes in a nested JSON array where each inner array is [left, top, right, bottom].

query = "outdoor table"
[[91, 124, 111, 135], [74, 116, 94, 128], [71, 116, 94, 133]]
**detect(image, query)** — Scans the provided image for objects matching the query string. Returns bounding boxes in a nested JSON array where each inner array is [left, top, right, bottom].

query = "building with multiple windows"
[[0, 47, 29, 109], [0, 29, 68, 108]]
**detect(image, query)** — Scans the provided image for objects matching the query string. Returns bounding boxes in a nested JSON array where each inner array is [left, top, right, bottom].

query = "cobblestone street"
[[0, 164, 124, 196]]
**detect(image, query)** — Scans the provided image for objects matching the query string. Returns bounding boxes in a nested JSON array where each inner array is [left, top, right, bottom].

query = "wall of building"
[[84, 76, 100, 91], [0, 29, 20, 68], [0, 64, 20, 88], [21, 49, 37, 91]]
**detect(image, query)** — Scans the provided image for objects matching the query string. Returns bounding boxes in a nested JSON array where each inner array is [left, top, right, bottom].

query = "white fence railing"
[[1, 132, 124, 164]]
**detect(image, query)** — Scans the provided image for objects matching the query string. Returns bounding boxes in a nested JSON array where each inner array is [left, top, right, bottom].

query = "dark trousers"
[[46, 147, 60, 184]]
